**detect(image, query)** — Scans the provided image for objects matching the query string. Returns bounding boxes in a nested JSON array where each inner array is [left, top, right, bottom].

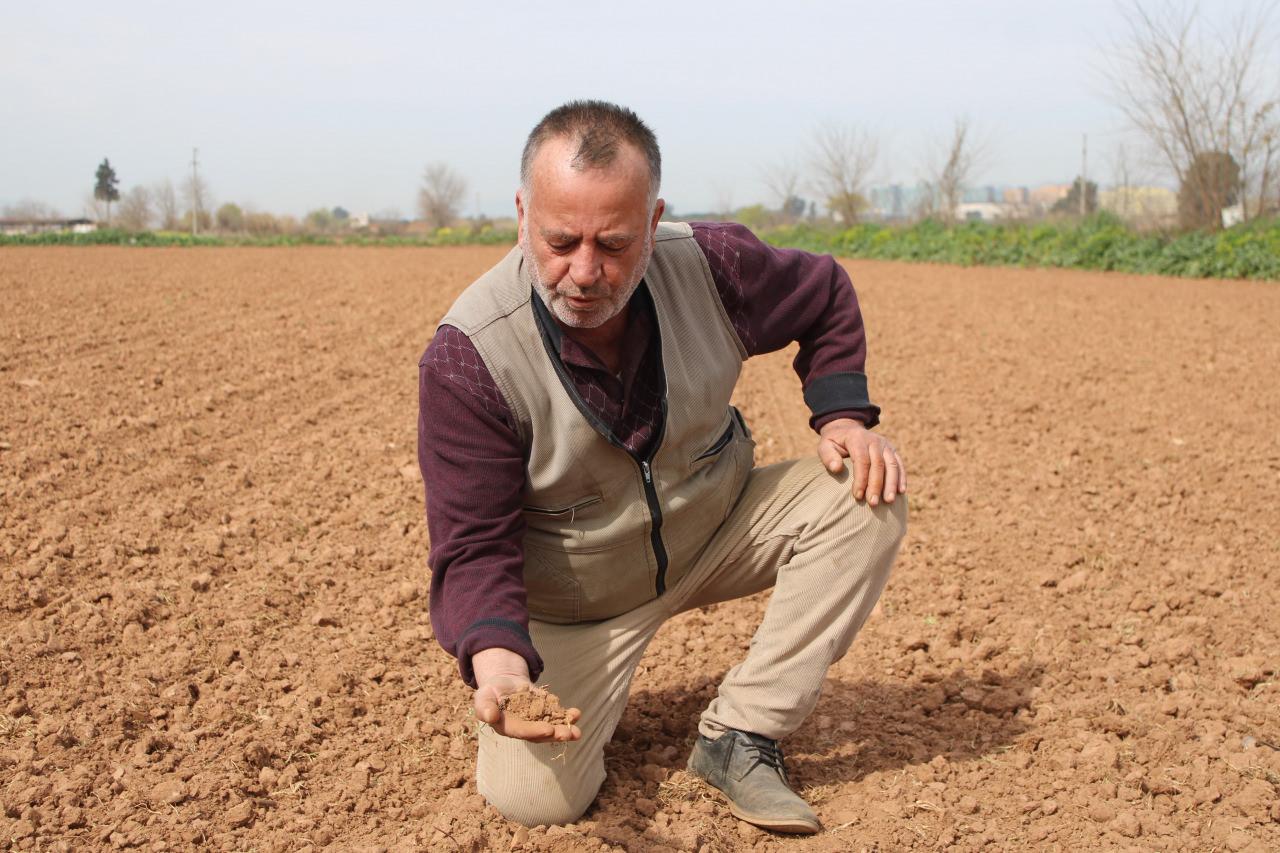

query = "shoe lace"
[[740, 737, 789, 784]]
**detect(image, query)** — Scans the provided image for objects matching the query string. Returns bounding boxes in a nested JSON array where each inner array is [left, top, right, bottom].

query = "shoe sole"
[[727, 802, 821, 835]]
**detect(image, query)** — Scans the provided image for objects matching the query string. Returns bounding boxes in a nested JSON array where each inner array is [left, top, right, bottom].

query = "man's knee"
[[869, 491, 908, 549], [478, 769, 601, 827], [475, 735, 604, 827], [804, 467, 908, 592], [816, 461, 908, 543]]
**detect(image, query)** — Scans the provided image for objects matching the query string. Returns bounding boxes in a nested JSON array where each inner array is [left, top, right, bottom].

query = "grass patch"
[[759, 213, 1280, 281]]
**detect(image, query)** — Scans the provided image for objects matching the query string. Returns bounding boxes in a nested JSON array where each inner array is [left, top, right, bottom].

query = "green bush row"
[[760, 214, 1280, 281], [0, 227, 520, 248], [5, 216, 1276, 281]]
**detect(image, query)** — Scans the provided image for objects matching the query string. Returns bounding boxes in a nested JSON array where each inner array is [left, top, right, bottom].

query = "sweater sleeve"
[[691, 221, 881, 430], [418, 324, 543, 687]]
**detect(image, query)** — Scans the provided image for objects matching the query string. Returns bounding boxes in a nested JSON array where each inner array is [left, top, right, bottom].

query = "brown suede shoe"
[[687, 729, 821, 835]]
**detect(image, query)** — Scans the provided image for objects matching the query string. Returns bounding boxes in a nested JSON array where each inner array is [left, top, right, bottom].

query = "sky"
[[0, 1, 1264, 220]]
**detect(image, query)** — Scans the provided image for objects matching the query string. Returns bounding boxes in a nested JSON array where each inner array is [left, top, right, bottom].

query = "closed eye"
[[542, 233, 632, 253]]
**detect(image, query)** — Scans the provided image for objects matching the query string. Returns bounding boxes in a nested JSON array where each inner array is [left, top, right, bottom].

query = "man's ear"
[[650, 198, 665, 232], [515, 189, 527, 243]]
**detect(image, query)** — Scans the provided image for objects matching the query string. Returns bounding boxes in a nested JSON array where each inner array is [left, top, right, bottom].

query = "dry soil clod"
[[499, 687, 573, 725]]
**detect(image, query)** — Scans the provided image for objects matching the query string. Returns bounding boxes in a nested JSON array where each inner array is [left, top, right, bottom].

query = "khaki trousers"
[[476, 456, 907, 826]]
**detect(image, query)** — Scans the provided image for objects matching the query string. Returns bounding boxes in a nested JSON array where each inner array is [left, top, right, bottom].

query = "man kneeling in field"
[[417, 100, 907, 834]]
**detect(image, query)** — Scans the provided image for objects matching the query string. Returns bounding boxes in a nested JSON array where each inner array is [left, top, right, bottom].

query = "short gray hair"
[[520, 100, 661, 205]]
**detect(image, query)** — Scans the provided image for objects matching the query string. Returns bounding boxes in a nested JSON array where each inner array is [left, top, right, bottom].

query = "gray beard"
[[523, 231, 652, 329]]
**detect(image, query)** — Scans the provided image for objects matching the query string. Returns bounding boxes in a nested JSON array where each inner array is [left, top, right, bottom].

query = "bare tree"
[[1105, 1, 1280, 226], [151, 179, 181, 230], [216, 203, 245, 232], [2, 199, 62, 220], [920, 117, 981, 223], [418, 163, 467, 229], [371, 208, 407, 235], [116, 186, 154, 231], [709, 180, 736, 219], [809, 123, 879, 224], [83, 193, 109, 223], [761, 160, 802, 223]]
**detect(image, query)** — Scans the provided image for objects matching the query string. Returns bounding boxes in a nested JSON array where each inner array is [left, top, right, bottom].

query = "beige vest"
[[439, 222, 755, 623]]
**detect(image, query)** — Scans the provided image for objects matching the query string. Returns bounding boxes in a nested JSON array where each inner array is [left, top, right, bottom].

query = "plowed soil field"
[[2, 246, 1278, 852]]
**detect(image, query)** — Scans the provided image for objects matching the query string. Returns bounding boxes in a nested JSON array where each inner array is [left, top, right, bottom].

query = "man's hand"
[[817, 418, 907, 506], [472, 648, 582, 743]]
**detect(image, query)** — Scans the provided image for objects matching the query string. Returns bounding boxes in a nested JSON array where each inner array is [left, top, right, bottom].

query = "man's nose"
[[567, 245, 602, 287]]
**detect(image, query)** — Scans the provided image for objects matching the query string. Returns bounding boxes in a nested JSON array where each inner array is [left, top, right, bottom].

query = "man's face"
[[517, 136, 664, 329]]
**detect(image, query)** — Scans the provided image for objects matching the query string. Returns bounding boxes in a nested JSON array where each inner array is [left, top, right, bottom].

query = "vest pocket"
[[691, 420, 735, 463], [689, 408, 742, 470], [523, 536, 658, 623], [522, 495, 610, 547], [522, 495, 603, 521], [522, 545, 582, 623]]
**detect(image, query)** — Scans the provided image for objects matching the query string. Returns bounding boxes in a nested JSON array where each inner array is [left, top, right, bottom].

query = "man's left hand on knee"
[[816, 418, 907, 506]]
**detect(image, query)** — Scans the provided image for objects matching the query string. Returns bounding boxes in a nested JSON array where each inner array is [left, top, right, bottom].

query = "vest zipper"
[[640, 456, 669, 595], [528, 283, 671, 599]]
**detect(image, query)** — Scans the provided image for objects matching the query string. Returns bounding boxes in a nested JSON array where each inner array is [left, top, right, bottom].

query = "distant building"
[[956, 202, 1005, 222], [962, 185, 1001, 204], [1099, 186, 1177, 225], [868, 185, 906, 220], [348, 211, 370, 229], [998, 187, 1033, 220], [867, 184, 930, 221], [1030, 184, 1072, 212], [0, 218, 97, 236], [1002, 187, 1030, 206]]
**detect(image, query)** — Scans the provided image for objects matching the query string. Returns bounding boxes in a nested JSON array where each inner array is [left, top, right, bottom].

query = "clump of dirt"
[[500, 687, 573, 725]]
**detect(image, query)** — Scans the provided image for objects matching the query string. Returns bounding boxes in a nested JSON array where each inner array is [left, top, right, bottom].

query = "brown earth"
[[500, 689, 573, 727], [1, 245, 1278, 852]]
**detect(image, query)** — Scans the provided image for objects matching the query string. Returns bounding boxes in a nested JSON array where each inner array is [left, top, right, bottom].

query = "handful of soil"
[[499, 687, 573, 725]]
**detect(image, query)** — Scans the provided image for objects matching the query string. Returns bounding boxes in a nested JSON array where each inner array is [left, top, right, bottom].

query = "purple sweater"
[[418, 222, 880, 686]]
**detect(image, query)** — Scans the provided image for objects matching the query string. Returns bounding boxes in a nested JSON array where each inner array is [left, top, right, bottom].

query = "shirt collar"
[[530, 281, 655, 374]]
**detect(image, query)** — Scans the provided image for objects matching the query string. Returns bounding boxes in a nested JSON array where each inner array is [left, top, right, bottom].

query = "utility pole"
[[1080, 134, 1088, 218], [191, 148, 200, 237]]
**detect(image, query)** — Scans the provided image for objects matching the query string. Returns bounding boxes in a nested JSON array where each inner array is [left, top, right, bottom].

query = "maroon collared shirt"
[[418, 222, 880, 685]]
